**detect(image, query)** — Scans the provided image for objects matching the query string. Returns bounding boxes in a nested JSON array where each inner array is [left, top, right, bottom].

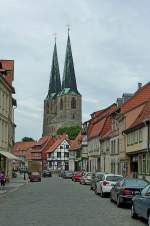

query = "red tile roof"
[[88, 104, 117, 140], [0, 60, 14, 85], [13, 141, 35, 153], [124, 99, 150, 132], [70, 132, 83, 151], [121, 82, 150, 113], [88, 118, 106, 139], [46, 134, 68, 153]]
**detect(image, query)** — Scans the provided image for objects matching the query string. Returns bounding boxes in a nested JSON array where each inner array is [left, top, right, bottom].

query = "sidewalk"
[[0, 173, 28, 195]]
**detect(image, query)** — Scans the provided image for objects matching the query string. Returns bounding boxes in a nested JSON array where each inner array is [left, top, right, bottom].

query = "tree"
[[57, 126, 81, 140], [22, 137, 35, 142]]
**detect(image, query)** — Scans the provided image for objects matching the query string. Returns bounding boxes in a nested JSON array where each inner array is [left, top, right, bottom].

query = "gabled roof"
[[69, 132, 83, 151], [88, 104, 117, 140], [121, 82, 150, 113], [0, 60, 14, 85], [46, 134, 68, 153], [35, 136, 50, 146], [12, 141, 35, 157], [13, 141, 35, 152], [124, 99, 150, 133]]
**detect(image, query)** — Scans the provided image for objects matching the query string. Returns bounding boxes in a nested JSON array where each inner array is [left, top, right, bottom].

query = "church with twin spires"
[[43, 32, 82, 136]]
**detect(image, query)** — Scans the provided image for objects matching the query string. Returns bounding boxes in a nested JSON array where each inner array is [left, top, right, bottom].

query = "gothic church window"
[[46, 103, 49, 113], [60, 98, 63, 110], [71, 97, 76, 109]]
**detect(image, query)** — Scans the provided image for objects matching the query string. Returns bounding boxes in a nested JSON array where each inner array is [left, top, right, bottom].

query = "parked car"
[[131, 184, 150, 225], [72, 171, 82, 182], [110, 177, 149, 207], [95, 174, 123, 197], [42, 170, 52, 177], [30, 172, 41, 182], [90, 172, 105, 190], [80, 172, 93, 185], [63, 171, 74, 179]]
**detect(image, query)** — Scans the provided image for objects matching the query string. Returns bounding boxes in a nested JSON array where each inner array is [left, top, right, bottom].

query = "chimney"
[[138, 82, 142, 90]]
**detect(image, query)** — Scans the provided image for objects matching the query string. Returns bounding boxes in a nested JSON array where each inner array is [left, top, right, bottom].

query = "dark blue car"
[[131, 184, 150, 226]]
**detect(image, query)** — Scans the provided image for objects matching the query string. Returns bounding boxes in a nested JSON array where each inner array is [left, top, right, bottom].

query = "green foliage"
[[22, 137, 35, 142], [57, 126, 81, 140]]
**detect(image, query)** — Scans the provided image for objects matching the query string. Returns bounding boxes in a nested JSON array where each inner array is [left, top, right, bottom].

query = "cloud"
[[1, 0, 150, 140]]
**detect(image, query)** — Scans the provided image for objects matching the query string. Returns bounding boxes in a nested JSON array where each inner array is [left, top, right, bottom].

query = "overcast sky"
[[1, 0, 150, 141]]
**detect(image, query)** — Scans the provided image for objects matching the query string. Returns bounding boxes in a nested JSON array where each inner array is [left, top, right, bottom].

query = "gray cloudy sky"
[[1, 0, 150, 141]]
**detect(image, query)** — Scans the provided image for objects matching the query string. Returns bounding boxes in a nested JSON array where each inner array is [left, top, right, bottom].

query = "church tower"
[[43, 32, 82, 136], [43, 40, 61, 136], [56, 32, 82, 129]]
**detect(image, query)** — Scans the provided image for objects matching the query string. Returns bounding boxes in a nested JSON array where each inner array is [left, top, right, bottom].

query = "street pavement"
[[0, 173, 27, 195], [0, 176, 147, 226]]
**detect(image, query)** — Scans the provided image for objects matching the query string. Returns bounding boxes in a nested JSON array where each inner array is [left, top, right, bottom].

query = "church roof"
[[61, 33, 79, 94], [47, 42, 61, 99]]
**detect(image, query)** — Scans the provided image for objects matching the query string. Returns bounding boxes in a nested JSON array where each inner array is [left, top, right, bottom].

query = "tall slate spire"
[[47, 41, 61, 98], [62, 32, 78, 93]]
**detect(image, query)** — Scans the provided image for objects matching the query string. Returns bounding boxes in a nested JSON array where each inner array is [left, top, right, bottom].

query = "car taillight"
[[122, 188, 133, 195], [103, 181, 109, 186]]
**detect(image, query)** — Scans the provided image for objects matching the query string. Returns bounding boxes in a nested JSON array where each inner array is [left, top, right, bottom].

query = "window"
[[142, 154, 146, 173], [57, 152, 61, 158], [71, 97, 76, 109], [114, 140, 116, 154], [117, 139, 119, 153], [139, 129, 143, 143], [64, 152, 69, 158], [111, 162, 115, 174], [57, 161, 61, 168], [60, 98, 63, 110], [66, 145, 69, 149], [135, 130, 138, 144], [147, 153, 150, 174], [111, 140, 113, 154], [46, 103, 49, 113]]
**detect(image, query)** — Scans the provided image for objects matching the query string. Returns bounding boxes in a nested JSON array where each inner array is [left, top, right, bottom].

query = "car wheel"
[[131, 204, 138, 219], [148, 212, 150, 226], [117, 195, 122, 208]]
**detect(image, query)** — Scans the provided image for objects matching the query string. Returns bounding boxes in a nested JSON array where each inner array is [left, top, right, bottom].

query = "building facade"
[[47, 136, 70, 170], [43, 33, 82, 136], [0, 60, 17, 178]]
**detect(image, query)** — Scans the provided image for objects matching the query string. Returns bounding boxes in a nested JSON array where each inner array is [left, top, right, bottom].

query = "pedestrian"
[[0, 171, 6, 189]]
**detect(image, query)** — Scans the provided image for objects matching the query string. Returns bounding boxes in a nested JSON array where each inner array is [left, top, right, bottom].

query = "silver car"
[[80, 172, 93, 185]]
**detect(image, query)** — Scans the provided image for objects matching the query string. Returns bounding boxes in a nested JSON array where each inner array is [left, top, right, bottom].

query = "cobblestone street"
[[0, 177, 147, 226]]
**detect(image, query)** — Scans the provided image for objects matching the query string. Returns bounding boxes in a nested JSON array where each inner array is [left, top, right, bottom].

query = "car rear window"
[[32, 172, 40, 176], [97, 174, 104, 180], [124, 179, 149, 188], [106, 176, 123, 182], [87, 173, 92, 176], [75, 172, 81, 175]]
